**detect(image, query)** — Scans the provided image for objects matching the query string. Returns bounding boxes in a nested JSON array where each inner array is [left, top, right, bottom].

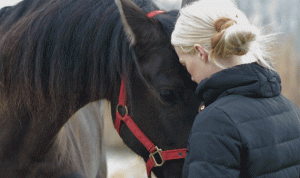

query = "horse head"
[[0, 0, 199, 177], [112, 0, 199, 177]]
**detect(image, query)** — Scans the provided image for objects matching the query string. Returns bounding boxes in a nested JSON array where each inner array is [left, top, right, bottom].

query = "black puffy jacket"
[[183, 62, 300, 178]]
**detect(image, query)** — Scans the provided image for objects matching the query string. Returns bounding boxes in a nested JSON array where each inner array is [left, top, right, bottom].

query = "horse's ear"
[[115, 0, 152, 45]]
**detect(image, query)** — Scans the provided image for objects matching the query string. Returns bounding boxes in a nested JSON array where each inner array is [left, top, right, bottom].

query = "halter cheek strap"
[[115, 76, 187, 178]]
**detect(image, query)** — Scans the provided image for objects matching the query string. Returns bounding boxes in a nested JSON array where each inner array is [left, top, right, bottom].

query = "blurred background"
[[1, 0, 299, 177], [235, 0, 300, 107]]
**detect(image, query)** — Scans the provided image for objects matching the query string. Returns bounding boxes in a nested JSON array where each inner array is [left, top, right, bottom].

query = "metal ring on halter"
[[149, 146, 165, 167], [116, 104, 129, 115]]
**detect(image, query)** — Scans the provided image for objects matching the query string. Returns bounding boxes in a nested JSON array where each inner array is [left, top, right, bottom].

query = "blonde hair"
[[171, 0, 275, 69]]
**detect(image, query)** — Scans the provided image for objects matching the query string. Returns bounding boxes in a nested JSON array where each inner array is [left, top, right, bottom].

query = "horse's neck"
[[0, 1, 122, 174], [44, 101, 107, 177]]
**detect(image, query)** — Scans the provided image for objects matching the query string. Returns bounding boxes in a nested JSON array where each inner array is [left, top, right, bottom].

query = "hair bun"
[[211, 17, 258, 58], [214, 17, 236, 32], [211, 17, 237, 55], [228, 30, 257, 56]]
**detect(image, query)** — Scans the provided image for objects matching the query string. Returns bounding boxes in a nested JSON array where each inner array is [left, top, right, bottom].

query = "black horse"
[[0, 0, 199, 177]]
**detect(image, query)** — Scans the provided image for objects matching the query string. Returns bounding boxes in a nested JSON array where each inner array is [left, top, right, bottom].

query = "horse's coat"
[[0, 0, 199, 177]]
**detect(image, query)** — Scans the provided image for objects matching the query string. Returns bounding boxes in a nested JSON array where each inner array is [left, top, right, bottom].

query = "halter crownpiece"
[[115, 11, 187, 176], [147, 10, 165, 18]]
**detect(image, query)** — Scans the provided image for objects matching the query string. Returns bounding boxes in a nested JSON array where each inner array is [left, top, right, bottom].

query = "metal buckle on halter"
[[149, 146, 165, 167], [116, 104, 128, 116]]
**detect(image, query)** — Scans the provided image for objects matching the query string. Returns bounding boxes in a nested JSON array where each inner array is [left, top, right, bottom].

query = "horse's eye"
[[159, 89, 182, 103]]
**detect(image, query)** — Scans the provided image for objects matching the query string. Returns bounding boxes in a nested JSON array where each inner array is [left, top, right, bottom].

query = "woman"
[[171, 0, 300, 177]]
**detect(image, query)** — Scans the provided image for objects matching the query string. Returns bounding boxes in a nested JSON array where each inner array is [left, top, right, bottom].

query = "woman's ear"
[[194, 44, 208, 62]]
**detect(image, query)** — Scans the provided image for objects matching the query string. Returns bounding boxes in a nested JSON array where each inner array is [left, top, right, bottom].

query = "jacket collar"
[[195, 62, 281, 107]]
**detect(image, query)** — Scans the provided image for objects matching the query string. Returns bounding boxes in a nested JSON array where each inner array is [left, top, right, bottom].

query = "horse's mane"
[[0, 1, 184, 175], [0, 0, 165, 118]]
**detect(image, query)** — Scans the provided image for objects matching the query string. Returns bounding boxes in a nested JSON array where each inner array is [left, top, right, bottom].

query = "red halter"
[[114, 11, 187, 178], [146, 10, 165, 18], [115, 77, 187, 178]]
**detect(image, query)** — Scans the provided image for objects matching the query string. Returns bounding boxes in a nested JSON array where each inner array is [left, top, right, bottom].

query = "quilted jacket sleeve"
[[183, 107, 242, 178]]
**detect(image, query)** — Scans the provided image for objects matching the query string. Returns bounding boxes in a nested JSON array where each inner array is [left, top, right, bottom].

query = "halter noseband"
[[115, 11, 187, 178]]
